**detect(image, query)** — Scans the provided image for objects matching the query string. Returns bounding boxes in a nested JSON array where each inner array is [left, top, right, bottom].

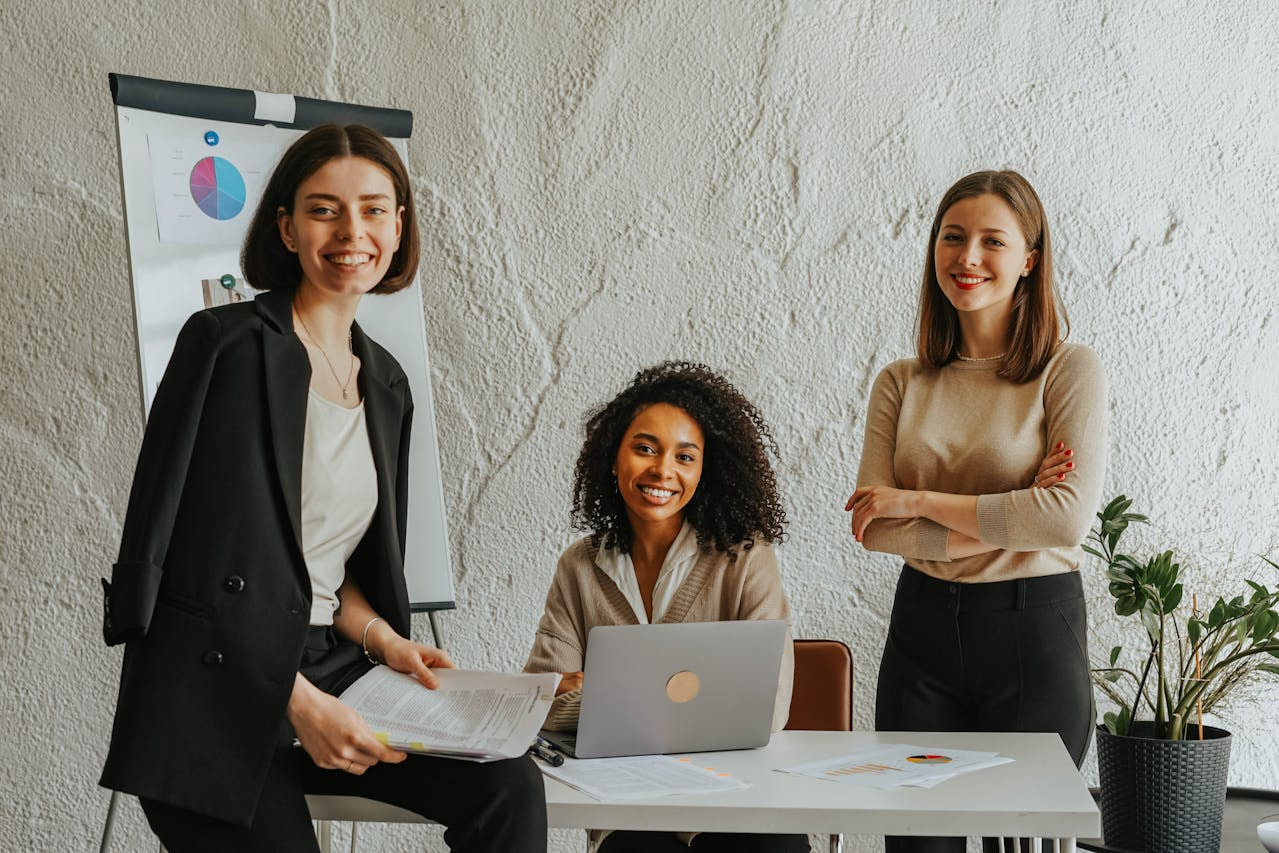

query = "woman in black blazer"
[[100, 124, 546, 852]]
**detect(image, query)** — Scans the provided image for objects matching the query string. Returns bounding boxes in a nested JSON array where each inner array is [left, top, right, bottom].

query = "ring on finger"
[[346, 758, 354, 772]]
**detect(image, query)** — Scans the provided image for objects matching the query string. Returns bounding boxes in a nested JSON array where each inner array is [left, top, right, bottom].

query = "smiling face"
[[934, 193, 1038, 321], [613, 403, 705, 539], [277, 156, 404, 301]]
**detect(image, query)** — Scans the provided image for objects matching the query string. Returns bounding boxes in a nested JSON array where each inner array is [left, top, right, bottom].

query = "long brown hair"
[[917, 170, 1068, 383]]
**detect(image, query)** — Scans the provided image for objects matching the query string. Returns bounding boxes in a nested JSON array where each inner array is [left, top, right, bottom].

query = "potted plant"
[[1087, 495, 1279, 853]]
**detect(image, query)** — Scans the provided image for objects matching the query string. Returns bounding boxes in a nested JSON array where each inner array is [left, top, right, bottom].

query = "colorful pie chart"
[[189, 156, 246, 221], [906, 754, 953, 764]]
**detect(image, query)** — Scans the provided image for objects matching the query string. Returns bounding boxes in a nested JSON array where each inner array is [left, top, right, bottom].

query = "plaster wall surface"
[[1, 2, 1277, 851]]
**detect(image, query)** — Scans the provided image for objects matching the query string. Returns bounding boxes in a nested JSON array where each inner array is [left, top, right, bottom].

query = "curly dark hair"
[[572, 361, 787, 557]]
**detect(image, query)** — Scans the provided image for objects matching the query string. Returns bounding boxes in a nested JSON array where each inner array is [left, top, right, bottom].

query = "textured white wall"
[[2, 1, 1277, 850]]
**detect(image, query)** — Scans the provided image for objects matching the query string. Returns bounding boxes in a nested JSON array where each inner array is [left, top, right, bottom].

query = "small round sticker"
[[219, 274, 236, 290], [204, 130, 219, 146], [665, 670, 700, 703]]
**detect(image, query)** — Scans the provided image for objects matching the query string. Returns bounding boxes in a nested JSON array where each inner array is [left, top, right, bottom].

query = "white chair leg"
[[315, 818, 332, 853], [1057, 839, 1076, 853], [100, 791, 120, 853], [349, 820, 358, 853], [828, 832, 843, 853]]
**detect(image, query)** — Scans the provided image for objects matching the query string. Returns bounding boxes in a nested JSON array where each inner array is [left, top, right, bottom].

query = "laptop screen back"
[[572, 620, 787, 759]]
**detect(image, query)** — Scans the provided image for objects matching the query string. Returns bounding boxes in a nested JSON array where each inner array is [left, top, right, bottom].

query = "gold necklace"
[[294, 308, 355, 399], [955, 351, 1006, 363]]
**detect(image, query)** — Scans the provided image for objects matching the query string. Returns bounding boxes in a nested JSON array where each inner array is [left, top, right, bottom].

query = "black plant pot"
[[1096, 722, 1231, 853]]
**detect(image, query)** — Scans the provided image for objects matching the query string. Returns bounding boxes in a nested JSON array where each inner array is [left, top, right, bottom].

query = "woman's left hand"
[[380, 637, 455, 689], [845, 485, 921, 542]]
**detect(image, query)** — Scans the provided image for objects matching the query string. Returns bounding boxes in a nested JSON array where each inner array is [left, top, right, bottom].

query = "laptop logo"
[[666, 670, 700, 703]]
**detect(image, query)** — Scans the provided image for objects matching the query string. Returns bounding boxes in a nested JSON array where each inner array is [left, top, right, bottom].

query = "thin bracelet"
[[361, 616, 385, 665]]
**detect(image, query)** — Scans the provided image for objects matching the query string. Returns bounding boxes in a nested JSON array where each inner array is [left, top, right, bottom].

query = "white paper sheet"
[[339, 667, 560, 761], [780, 743, 1013, 790], [542, 755, 749, 801]]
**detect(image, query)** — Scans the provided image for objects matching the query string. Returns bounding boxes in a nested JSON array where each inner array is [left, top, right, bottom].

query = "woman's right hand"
[[1032, 441, 1075, 488], [557, 671, 583, 696], [287, 674, 406, 774]]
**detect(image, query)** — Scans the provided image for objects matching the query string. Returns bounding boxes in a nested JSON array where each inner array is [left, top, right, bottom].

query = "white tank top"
[[300, 388, 377, 626]]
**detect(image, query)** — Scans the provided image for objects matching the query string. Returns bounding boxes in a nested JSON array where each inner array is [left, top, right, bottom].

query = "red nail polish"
[[1065, 449, 1072, 456], [1056, 442, 1063, 449], [1058, 473, 1065, 479], [1066, 462, 1074, 469]]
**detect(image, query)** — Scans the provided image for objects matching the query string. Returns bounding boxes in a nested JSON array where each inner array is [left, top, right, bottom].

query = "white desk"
[[544, 731, 1100, 847]]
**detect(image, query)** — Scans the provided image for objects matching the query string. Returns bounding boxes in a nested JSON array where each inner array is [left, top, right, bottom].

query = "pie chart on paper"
[[189, 156, 246, 221]]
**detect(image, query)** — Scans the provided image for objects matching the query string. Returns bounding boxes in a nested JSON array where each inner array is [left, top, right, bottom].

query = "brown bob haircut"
[[240, 123, 419, 294], [917, 169, 1068, 383]]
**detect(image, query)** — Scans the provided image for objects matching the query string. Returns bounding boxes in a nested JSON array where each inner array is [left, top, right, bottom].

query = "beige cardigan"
[[524, 536, 795, 732]]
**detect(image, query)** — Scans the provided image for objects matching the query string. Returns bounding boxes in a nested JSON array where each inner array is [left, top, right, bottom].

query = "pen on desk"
[[529, 737, 565, 766]]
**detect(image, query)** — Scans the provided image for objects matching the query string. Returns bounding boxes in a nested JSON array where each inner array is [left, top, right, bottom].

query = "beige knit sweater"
[[856, 343, 1108, 582], [524, 536, 795, 732]]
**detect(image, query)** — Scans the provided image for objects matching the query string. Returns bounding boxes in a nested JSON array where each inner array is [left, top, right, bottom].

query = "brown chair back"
[[785, 638, 853, 731]]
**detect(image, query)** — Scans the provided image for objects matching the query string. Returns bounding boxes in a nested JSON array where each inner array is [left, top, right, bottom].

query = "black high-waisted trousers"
[[141, 626, 547, 853], [875, 565, 1094, 853]]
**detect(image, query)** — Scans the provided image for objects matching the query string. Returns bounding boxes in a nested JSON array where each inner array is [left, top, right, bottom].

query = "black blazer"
[[99, 287, 414, 826]]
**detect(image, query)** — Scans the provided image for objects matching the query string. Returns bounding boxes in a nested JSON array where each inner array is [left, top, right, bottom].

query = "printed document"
[[781, 743, 1013, 790], [339, 666, 560, 761], [542, 755, 749, 800]]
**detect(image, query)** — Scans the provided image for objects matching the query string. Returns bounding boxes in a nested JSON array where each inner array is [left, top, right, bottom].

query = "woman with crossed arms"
[[847, 170, 1107, 853]]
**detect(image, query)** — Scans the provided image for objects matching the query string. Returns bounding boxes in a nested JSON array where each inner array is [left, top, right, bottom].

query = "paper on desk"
[[339, 666, 560, 761], [542, 754, 749, 800], [780, 743, 1013, 790]]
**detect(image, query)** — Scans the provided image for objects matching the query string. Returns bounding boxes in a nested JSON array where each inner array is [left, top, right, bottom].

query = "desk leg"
[[1055, 838, 1076, 853]]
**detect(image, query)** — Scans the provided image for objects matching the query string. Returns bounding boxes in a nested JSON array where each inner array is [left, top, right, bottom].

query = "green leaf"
[[1258, 663, 1279, 676], [1102, 711, 1120, 734], [1107, 567, 1132, 584], [1103, 495, 1129, 516], [1104, 670, 1122, 683], [1188, 619, 1202, 646], [1141, 605, 1162, 639], [1209, 601, 1225, 628], [1082, 544, 1106, 561], [1109, 646, 1122, 666], [1252, 610, 1279, 644], [1166, 584, 1184, 613]]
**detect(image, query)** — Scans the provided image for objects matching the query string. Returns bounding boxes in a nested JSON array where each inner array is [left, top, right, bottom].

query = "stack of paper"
[[781, 743, 1012, 790], [543, 755, 749, 801], [338, 667, 560, 761]]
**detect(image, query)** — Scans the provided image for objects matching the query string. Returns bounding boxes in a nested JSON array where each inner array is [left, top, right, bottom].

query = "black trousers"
[[141, 627, 547, 853], [875, 566, 1094, 853], [598, 829, 810, 852]]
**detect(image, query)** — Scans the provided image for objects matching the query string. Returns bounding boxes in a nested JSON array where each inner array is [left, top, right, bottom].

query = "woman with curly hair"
[[525, 361, 806, 853]]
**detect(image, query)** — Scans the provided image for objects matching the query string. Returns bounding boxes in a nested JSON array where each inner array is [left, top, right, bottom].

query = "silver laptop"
[[541, 620, 787, 759]]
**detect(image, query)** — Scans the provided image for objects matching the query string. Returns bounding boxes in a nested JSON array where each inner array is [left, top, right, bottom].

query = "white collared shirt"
[[593, 521, 700, 623]]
